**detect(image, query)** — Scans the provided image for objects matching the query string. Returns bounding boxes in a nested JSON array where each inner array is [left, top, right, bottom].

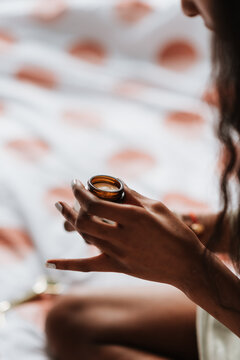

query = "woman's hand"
[[47, 181, 204, 289], [62, 182, 152, 232]]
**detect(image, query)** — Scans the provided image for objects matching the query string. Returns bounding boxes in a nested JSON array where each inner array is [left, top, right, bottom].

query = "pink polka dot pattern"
[[115, 0, 153, 24], [68, 40, 107, 64], [62, 110, 102, 128], [44, 186, 75, 214], [164, 111, 205, 135], [0, 29, 16, 52], [0, 228, 34, 264], [114, 79, 147, 97], [5, 139, 50, 161], [0, 1, 220, 350], [15, 66, 58, 89], [157, 40, 198, 71], [108, 149, 156, 177], [162, 193, 210, 214], [32, 0, 67, 22]]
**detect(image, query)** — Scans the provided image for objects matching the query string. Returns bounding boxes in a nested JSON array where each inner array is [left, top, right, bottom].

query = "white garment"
[[197, 307, 240, 360]]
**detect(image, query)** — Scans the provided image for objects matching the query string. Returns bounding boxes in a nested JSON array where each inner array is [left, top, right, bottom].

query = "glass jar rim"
[[88, 175, 124, 193]]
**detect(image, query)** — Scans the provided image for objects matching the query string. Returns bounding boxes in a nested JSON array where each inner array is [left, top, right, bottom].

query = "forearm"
[[181, 243, 240, 337]]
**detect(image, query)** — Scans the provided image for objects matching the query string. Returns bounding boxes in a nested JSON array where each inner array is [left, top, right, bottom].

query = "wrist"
[[177, 238, 206, 297], [178, 243, 220, 310]]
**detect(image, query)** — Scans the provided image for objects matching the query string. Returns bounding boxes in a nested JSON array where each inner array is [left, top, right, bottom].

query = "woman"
[[45, 1, 240, 359]]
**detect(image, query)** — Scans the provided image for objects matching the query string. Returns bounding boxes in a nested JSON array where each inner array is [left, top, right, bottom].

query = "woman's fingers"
[[46, 253, 123, 273], [122, 183, 145, 207], [56, 201, 121, 242], [123, 182, 154, 208], [64, 221, 75, 232], [56, 202, 78, 226], [81, 233, 123, 257], [71, 180, 135, 223]]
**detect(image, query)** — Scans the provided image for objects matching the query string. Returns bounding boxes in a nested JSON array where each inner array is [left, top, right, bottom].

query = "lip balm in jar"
[[87, 175, 125, 203], [73, 175, 125, 214], [87, 175, 124, 224]]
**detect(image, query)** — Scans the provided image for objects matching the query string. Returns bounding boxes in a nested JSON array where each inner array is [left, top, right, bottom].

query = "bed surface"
[[0, 1, 218, 358]]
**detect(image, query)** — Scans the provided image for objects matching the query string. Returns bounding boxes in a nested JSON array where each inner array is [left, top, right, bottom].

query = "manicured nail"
[[55, 202, 63, 213], [71, 179, 82, 190], [71, 179, 78, 190], [46, 262, 56, 269]]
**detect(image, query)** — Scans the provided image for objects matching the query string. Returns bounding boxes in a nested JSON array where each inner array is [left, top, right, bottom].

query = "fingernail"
[[71, 179, 82, 190], [71, 179, 77, 190], [55, 202, 63, 213], [46, 262, 56, 269]]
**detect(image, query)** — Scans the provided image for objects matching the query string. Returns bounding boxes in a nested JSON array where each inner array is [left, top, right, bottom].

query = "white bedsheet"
[[0, 1, 219, 358]]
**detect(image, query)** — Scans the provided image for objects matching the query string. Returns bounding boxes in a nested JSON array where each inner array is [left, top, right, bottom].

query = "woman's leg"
[[57, 344, 175, 360], [46, 285, 198, 360]]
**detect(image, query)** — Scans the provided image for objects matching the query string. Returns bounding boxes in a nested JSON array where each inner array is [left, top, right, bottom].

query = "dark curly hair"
[[208, 1, 240, 273]]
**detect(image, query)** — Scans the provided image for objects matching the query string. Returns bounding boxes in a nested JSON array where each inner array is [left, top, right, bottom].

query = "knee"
[[45, 295, 93, 357]]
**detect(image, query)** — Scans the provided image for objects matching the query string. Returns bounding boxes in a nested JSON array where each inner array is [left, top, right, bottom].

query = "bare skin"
[[64, 212, 231, 254], [45, 183, 240, 359], [46, 286, 198, 360], [45, 1, 240, 359]]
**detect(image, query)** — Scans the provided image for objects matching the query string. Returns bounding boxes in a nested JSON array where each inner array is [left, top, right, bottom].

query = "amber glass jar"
[[87, 175, 125, 203]]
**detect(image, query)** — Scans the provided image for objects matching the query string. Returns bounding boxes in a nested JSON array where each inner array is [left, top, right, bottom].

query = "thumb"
[[46, 253, 122, 273]]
